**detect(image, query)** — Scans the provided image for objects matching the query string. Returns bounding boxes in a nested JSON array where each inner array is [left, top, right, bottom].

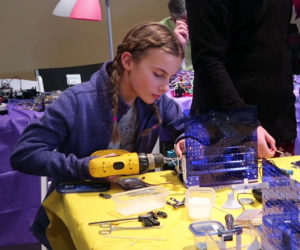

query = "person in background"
[[10, 22, 185, 249], [289, 1, 300, 75], [186, 0, 297, 158], [294, 0, 300, 19], [160, 0, 192, 71]]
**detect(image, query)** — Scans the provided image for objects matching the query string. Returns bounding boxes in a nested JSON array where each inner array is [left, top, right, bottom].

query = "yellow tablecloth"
[[42, 156, 300, 250]]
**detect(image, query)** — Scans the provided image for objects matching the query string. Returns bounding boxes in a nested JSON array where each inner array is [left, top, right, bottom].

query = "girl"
[[10, 22, 185, 248]]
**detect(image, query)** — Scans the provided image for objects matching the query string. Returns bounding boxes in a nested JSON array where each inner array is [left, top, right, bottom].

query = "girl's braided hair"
[[109, 21, 184, 144]]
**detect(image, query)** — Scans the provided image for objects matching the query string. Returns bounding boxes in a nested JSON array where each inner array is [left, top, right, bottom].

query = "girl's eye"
[[154, 72, 163, 78]]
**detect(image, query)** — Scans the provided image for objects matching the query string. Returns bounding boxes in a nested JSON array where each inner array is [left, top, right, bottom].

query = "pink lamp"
[[70, 0, 101, 21], [53, 0, 114, 60]]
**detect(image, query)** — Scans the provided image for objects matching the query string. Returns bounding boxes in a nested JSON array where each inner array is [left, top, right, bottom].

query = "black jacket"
[[186, 0, 296, 143]]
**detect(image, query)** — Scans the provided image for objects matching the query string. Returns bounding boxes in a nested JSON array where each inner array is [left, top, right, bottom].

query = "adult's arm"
[[186, 0, 244, 107]]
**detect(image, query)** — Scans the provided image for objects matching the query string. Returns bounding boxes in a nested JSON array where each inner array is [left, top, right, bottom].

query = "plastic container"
[[185, 187, 215, 220], [111, 186, 169, 215], [189, 221, 224, 250]]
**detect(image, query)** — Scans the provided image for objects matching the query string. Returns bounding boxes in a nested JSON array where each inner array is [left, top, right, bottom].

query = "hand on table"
[[257, 125, 276, 158], [174, 19, 189, 48]]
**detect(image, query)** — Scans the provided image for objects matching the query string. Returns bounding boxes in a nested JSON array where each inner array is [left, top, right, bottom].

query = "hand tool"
[[89, 213, 159, 227], [99, 224, 162, 235], [89, 149, 171, 177]]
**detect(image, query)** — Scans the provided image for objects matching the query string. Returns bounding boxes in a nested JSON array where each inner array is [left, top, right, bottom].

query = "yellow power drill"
[[88, 149, 167, 178]]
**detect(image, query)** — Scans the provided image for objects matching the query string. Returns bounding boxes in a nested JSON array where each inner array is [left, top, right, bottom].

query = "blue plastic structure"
[[183, 107, 258, 187], [262, 159, 300, 250]]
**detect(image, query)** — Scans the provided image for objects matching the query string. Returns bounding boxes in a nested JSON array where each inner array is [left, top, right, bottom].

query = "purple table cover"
[[0, 100, 43, 246]]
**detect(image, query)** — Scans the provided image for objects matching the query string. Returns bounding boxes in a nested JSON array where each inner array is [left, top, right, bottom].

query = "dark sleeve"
[[10, 90, 92, 181], [186, 0, 245, 107]]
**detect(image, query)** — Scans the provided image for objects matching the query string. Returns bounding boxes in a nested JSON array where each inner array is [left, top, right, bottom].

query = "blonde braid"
[[110, 57, 122, 144], [140, 104, 162, 137]]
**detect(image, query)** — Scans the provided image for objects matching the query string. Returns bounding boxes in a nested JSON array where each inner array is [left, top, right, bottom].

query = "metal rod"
[[275, 149, 284, 154], [105, 0, 114, 60], [89, 217, 138, 225], [103, 235, 167, 241]]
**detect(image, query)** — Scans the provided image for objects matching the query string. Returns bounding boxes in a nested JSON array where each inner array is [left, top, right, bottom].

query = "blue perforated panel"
[[262, 159, 300, 250], [183, 107, 258, 187]]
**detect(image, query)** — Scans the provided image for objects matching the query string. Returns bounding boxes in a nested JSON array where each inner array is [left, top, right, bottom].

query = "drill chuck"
[[152, 154, 165, 168], [138, 153, 166, 173]]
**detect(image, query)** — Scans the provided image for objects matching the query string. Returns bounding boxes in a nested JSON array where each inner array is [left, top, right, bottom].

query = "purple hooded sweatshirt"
[[10, 62, 185, 248]]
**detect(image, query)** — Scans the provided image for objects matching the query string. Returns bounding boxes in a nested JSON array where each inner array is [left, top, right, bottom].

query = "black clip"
[[166, 198, 185, 208], [138, 214, 160, 227], [98, 193, 111, 199], [148, 210, 168, 219], [156, 211, 168, 218]]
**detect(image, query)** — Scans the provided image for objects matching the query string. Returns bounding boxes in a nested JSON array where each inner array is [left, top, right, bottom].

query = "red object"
[[170, 90, 193, 98], [294, 0, 300, 19]]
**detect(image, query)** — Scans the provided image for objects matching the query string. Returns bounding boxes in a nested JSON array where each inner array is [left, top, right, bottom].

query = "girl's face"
[[120, 48, 182, 105]]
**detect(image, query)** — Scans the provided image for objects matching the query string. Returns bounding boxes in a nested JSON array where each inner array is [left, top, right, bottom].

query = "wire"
[[236, 192, 254, 211], [213, 206, 231, 214], [258, 164, 263, 180]]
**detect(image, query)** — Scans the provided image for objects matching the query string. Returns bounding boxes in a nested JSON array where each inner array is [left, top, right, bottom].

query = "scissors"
[[99, 223, 161, 235]]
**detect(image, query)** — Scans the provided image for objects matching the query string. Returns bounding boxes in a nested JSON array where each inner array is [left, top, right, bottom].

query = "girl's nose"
[[159, 82, 170, 93]]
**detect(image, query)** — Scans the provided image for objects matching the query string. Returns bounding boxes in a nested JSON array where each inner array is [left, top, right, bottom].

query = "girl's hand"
[[257, 125, 276, 158], [174, 139, 185, 158]]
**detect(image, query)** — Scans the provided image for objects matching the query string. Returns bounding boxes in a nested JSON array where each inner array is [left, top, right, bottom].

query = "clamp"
[[166, 198, 185, 208]]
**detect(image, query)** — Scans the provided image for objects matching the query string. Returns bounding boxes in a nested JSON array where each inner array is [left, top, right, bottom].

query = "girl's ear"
[[121, 51, 133, 71]]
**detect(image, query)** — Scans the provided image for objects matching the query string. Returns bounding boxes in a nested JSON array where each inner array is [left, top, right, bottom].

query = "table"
[[42, 156, 300, 250], [0, 100, 44, 247]]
